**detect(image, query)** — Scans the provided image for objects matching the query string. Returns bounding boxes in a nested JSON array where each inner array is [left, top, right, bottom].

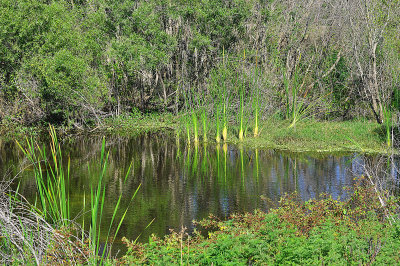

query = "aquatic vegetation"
[[222, 49, 229, 143], [215, 104, 222, 143], [17, 125, 70, 226], [14, 126, 140, 263], [238, 49, 246, 141], [185, 114, 191, 146], [201, 108, 208, 142], [222, 104, 228, 142], [192, 111, 199, 144], [122, 179, 400, 265], [253, 51, 260, 137], [88, 139, 140, 262]]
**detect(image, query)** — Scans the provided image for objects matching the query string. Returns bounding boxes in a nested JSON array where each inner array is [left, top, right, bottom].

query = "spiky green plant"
[[18, 125, 140, 263], [253, 51, 260, 137], [192, 111, 199, 144], [239, 49, 246, 141], [185, 114, 191, 146], [282, 54, 331, 129], [215, 103, 221, 143], [17, 125, 70, 227], [222, 47, 228, 142], [88, 141, 140, 261], [222, 104, 228, 141], [201, 108, 207, 142]]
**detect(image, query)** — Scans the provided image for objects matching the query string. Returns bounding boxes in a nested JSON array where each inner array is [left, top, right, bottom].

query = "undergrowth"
[[121, 177, 400, 265]]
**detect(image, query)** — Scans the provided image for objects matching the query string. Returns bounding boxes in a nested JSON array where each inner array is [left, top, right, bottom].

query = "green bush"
[[121, 179, 400, 265]]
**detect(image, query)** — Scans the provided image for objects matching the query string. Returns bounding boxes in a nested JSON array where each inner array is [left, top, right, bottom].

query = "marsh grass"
[[252, 51, 260, 137], [14, 125, 140, 263], [185, 114, 191, 146], [201, 108, 208, 142], [238, 50, 246, 141], [88, 143, 140, 261], [17, 125, 70, 227], [192, 111, 199, 144]]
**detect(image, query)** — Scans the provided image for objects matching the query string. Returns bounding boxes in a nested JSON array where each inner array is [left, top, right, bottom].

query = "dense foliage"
[[1, 0, 399, 127], [121, 178, 400, 265]]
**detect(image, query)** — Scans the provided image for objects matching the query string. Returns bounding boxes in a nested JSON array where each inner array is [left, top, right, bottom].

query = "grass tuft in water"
[[16, 125, 140, 263]]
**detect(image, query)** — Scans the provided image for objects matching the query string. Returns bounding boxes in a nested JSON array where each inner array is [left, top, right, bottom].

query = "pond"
[[0, 131, 398, 253]]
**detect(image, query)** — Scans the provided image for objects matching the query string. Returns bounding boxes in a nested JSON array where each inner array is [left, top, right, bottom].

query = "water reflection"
[[0, 132, 398, 245]]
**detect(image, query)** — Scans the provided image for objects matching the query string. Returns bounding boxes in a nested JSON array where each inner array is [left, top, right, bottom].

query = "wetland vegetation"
[[1, 0, 400, 264]]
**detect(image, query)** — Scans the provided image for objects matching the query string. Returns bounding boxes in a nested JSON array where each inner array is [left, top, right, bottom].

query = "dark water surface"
[[0, 132, 397, 251]]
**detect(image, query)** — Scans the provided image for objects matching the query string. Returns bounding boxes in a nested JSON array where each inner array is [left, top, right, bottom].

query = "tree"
[[340, 0, 399, 123]]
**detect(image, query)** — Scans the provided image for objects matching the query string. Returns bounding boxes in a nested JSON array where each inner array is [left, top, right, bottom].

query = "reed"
[[201, 108, 207, 142], [17, 126, 139, 262], [239, 146, 245, 184], [222, 47, 228, 142], [186, 115, 191, 146], [215, 103, 221, 143], [283, 64, 329, 129], [192, 111, 199, 144], [223, 143, 228, 182], [17, 125, 70, 227], [216, 144, 221, 181], [238, 49, 246, 141], [238, 88, 245, 141], [253, 51, 259, 137], [222, 104, 228, 141], [201, 143, 208, 174]]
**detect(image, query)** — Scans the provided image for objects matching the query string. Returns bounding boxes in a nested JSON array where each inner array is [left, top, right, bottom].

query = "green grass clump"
[[13, 125, 140, 264], [121, 179, 400, 265], [106, 112, 391, 154]]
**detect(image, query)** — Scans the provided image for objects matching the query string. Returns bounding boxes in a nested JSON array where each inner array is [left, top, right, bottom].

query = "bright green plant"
[[253, 52, 260, 137], [192, 111, 199, 144], [88, 140, 140, 261], [283, 65, 330, 129], [201, 108, 208, 142], [17, 125, 140, 263], [186, 116, 191, 146], [238, 49, 246, 141], [17, 125, 70, 227], [215, 103, 222, 143], [222, 104, 228, 142], [222, 47, 228, 142]]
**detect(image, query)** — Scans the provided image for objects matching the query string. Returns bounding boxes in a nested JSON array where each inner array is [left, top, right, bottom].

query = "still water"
[[0, 132, 396, 248]]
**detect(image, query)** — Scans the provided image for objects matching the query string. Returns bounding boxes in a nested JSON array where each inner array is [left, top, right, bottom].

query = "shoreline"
[[0, 117, 395, 155]]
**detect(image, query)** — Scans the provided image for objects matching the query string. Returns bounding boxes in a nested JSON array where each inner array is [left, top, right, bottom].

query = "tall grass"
[[222, 104, 228, 141], [185, 114, 191, 146], [88, 140, 140, 261], [222, 47, 228, 142], [238, 49, 246, 141], [253, 51, 260, 137], [215, 102, 221, 143], [17, 125, 70, 227], [192, 111, 199, 144], [201, 108, 208, 142], [16, 125, 139, 263], [283, 62, 329, 129]]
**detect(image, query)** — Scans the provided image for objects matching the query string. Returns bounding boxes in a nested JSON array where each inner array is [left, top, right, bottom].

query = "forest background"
[[0, 0, 399, 133]]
